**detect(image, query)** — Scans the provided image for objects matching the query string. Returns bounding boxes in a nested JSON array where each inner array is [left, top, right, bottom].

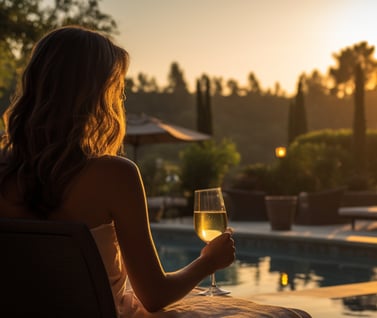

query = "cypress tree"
[[203, 75, 213, 135], [295, 79, 308, 137], [196, 79, 204, 132], [353, 63, 367, 172], [287, 78, 308, 144], [287, 100, 296, 144], [196, 76, 213, 135]]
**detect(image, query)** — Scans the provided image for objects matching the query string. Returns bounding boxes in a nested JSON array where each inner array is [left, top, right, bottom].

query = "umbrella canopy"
[[124, 113, 211, 161]]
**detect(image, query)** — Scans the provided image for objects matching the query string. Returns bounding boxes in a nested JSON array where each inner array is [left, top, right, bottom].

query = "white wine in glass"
[[194, 187, 230, 296]]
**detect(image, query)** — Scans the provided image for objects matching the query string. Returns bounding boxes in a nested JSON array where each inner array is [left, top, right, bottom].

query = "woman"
[[0, 26, 235, 315]]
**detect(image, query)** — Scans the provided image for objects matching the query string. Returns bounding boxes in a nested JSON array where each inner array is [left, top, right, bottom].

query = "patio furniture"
[[222, 188, 267, 221], [341, 190, 377, 207], [147, 196, 188, 221], [338, 190, 377, 230], [338, 206, 377, 230], [0, 218, 117, 318], [295, 188, 347, 225]]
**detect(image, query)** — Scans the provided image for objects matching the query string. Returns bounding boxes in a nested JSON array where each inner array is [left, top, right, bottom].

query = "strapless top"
[[90, 222, 129, 317]]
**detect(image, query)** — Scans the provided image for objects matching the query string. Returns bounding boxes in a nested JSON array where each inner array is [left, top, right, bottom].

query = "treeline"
[[125, 41, 377, 165], [124, 88, 377, 165]]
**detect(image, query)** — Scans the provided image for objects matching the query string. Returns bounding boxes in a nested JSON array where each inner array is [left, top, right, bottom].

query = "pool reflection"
[[155, 243, 377, 294]]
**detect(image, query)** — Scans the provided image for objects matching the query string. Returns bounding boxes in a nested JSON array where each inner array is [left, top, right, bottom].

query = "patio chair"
[[0, 218, 117, 318], [341, 190, 377, 207], [295, 188, 347, 225], [223, 188, 267, 221]]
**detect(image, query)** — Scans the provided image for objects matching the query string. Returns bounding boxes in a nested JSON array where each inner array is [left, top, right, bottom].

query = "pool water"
[[155, 241, 377, 296], [152, 224, 377, 317]]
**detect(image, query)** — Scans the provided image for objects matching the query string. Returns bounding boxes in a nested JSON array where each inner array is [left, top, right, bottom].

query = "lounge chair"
[[0, 218, 117, 318], [295, 188, 347, 225], [222, 188, 267, 221]]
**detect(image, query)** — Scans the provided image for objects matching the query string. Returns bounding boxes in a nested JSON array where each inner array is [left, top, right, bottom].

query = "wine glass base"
[[197, 285, 230, 296]]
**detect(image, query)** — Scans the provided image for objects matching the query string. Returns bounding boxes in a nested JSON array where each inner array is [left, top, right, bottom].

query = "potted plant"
[[265, 195, 297, 230]]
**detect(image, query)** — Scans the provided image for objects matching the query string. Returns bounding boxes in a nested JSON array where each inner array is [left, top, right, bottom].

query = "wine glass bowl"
[[193, 187, 230, 296], [194, 210, 227, 243]]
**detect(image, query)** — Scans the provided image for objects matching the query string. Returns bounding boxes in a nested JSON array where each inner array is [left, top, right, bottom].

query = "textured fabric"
[[90, 223, 311, 318], [121, 288, 312, 318], [90, 222, 129, 317]]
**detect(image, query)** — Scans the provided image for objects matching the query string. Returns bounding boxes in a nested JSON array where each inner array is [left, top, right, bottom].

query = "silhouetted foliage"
[[179, 139, 240, 214], [226, 79, 240, 96], [353, 63, 367, 172], [166, 62, 188, 94], [195, 75, 213, 135], [303, 70, 328, 97], [1, 0, 117, 59], [0, 0, 117, 115], [287, 77, 307, 144], [329, 41, 377, 97], [136, 73, 158, 93], [230, 129, 377, 194], [247, 72, 261, 95], [287, 100, 295, 144], [196, 79, 203, 132], [212, 77, 223, 96]]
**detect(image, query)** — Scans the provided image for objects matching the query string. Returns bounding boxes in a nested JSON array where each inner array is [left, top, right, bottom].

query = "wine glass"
[[193, 187, 230, 296]]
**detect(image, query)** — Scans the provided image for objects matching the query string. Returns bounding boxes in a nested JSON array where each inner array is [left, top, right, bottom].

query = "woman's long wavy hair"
[[0, 25, 129, 218]]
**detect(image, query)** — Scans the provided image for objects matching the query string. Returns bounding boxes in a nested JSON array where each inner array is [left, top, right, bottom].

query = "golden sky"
[[101, 0, 377, 95]]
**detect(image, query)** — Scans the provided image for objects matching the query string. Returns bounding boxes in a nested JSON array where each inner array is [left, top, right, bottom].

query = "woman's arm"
[[104, 156, 235, 312]]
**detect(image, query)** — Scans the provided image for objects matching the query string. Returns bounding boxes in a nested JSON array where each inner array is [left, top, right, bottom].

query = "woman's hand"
[[200, 228, 235, 272]]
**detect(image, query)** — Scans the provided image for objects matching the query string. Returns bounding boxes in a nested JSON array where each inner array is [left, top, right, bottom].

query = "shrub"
[[231, 129, 377, 194], [179, 139, 240, 213]]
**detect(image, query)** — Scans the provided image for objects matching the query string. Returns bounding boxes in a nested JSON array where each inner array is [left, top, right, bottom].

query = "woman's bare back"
[[0, 156, 129, 228]]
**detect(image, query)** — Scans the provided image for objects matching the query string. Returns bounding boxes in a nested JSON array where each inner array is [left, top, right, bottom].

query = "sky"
[[99, 0, 377, 95]]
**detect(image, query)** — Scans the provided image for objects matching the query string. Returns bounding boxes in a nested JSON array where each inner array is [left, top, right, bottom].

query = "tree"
[[203, 75, 213, 135], [303, 70, 329, 97], [166, 62, 188, 94], [287, 100, 295, 144], [226, 79, 240, 96], [196, 79, 204, 132], [247, 72, 261, 95], [353, 63, 367, 173], [196, 75, 213, 135], [288, 77, 308, 144], [329, 41, 377, 97], [0, 0, 118, 114], [0, 42, 18, 115], [125, 77, 136, 93], [212, 77, 223, 96], [136, 73, 159, 93], [330, 42, 373, 173], [274, 82, 283, 96], [1, 0, 117, 59]]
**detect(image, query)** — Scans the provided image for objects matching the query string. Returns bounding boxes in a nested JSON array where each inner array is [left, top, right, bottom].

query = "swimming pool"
[[151, 223, 377, 317]]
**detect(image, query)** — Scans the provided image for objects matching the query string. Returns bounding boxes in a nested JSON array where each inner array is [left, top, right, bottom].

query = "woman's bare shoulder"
[[83, 156, 143, 192], [89, 155, 139, 175]]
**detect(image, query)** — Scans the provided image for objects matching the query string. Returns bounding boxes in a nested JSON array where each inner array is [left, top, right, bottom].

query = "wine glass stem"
[[210, 273, 217, 288]]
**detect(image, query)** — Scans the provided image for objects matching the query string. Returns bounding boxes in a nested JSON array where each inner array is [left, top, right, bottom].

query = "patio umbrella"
[[124, 113, 211, 161]]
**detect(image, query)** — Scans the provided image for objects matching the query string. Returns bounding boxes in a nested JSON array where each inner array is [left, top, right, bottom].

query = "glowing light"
[[275, 147, 287, 159], [280, 272, 289, 287]]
